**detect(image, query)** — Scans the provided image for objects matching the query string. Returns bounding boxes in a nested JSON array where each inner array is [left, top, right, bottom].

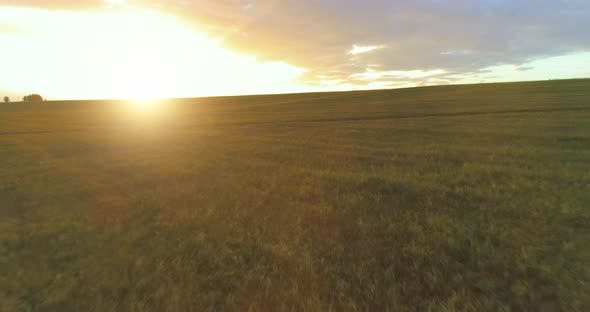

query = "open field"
[[1, 79, 589, 310]]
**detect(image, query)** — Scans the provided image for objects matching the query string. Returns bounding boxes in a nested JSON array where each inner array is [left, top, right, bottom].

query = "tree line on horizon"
[[2, 94, 45, 103]]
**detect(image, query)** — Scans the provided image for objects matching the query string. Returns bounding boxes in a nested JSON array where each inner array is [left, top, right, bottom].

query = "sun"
[[133, 95, 157, 103], [104, 0, 127, 5]]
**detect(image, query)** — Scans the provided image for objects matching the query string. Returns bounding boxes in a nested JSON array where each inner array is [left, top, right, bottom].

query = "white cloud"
[[348, 45, 381, 55], [351, 68, 446, 81]]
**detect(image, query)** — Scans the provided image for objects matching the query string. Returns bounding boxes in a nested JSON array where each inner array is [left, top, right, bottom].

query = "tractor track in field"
[[221, 106, 590, 127], [0, 106, 588, 136], [0, 129, 93, 136]]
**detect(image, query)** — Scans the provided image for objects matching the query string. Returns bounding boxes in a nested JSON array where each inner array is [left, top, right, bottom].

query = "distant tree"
[[23, 94, 44, 102], [3, 96, 8, 103]]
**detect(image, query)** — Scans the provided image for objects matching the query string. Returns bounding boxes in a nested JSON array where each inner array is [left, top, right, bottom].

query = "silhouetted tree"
[[23, 94, 44, 102], [3, 96, 8, 103]]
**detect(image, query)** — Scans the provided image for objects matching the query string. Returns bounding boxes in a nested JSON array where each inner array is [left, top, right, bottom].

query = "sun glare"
[[0, 6, 306, 100], [128, 98, 158, 109], [105, 0, 126, 4], [133, 96, 158, 103], [122, 97, 166, 122]]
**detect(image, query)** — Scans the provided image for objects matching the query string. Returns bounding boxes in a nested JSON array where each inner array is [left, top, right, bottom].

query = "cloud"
[[348, 45, 382, 55], [162, 0, 590, 85], [2, 0, 590, 88]]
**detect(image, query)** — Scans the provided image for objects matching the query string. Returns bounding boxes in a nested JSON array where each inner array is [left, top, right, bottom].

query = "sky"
[[1, 0, 589, 100]]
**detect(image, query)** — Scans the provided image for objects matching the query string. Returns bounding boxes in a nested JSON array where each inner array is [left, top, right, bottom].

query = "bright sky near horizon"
[[1, 0, 589, 100]]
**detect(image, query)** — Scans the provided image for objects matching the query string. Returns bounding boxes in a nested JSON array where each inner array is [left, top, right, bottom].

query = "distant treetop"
[[23, 94, 44, 102], [3, 96, 8, 103]]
